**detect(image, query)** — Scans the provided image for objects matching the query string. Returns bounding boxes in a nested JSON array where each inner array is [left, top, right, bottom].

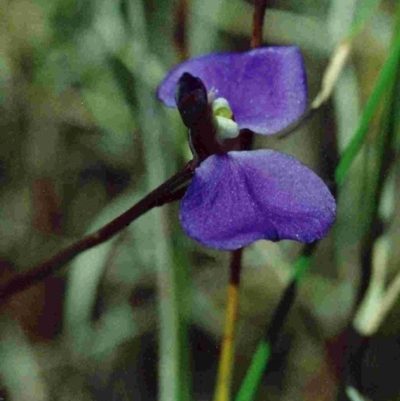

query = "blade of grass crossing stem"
[[138, 71, 187, 401], [126, 1, 190, 401], [235, 255, 311, 401], [335, 27, 400, 185]]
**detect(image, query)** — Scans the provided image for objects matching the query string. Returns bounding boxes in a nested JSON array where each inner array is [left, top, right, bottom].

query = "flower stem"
[[213, 248, 243, 401], [213, 3, 268, 400], [173, 0, 189, 61], [251, 0, 268, 48], [213, 3, 269, 398], [0, 163, 195, 302]]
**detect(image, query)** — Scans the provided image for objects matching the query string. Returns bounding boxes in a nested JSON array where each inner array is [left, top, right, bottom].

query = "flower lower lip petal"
[[179, 150, 336, 250]]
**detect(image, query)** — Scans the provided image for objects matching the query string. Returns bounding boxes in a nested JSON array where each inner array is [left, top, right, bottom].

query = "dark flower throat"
[[175, 72, 224, 162]]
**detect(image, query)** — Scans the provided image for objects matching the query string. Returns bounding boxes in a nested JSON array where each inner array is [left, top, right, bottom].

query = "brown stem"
[[0, 163, 195, 302], [241, 0, 270, 148], [213, 3, 268, 397], [213, 248, 243, 401], [230, 248, 243, 286], [174, 0, 189, 61], [251, 0, 268, 49]]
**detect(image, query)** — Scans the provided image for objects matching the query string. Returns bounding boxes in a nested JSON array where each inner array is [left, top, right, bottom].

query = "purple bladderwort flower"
[[157, 47, 336, 250]]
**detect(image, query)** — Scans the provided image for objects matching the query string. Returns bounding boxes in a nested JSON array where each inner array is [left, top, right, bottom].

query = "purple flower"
[[157, 47, 336, 250], [158, 47, 307, 135]]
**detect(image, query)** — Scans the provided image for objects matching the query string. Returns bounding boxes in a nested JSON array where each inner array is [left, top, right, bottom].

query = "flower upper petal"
[[157, 47, 307, 135], [180, 150, 336, 250]]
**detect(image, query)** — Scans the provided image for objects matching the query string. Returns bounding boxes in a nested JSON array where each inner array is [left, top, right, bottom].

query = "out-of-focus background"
[[0, 0, 399, 400]]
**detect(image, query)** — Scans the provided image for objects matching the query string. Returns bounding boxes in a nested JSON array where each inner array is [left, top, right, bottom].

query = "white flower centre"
[[211, 97, 239, 140]]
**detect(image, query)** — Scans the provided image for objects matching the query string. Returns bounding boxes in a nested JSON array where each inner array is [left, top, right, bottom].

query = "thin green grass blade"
[[235, 341, 271, 401], [234, 255, 311, 401], [353, 1, 400, 308], [293, 255, 310, 281], [335, 28, 400, 186], [359, 47, 400, 236], [122, 2, 191, 401], [392, 3, 400, 149], [169, 219, 193, 401]]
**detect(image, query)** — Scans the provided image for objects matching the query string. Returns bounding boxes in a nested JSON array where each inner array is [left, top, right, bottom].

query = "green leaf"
[[335, 28, 400, 185], [235, 341, 271, 401], [235, 255, 311, 401]]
